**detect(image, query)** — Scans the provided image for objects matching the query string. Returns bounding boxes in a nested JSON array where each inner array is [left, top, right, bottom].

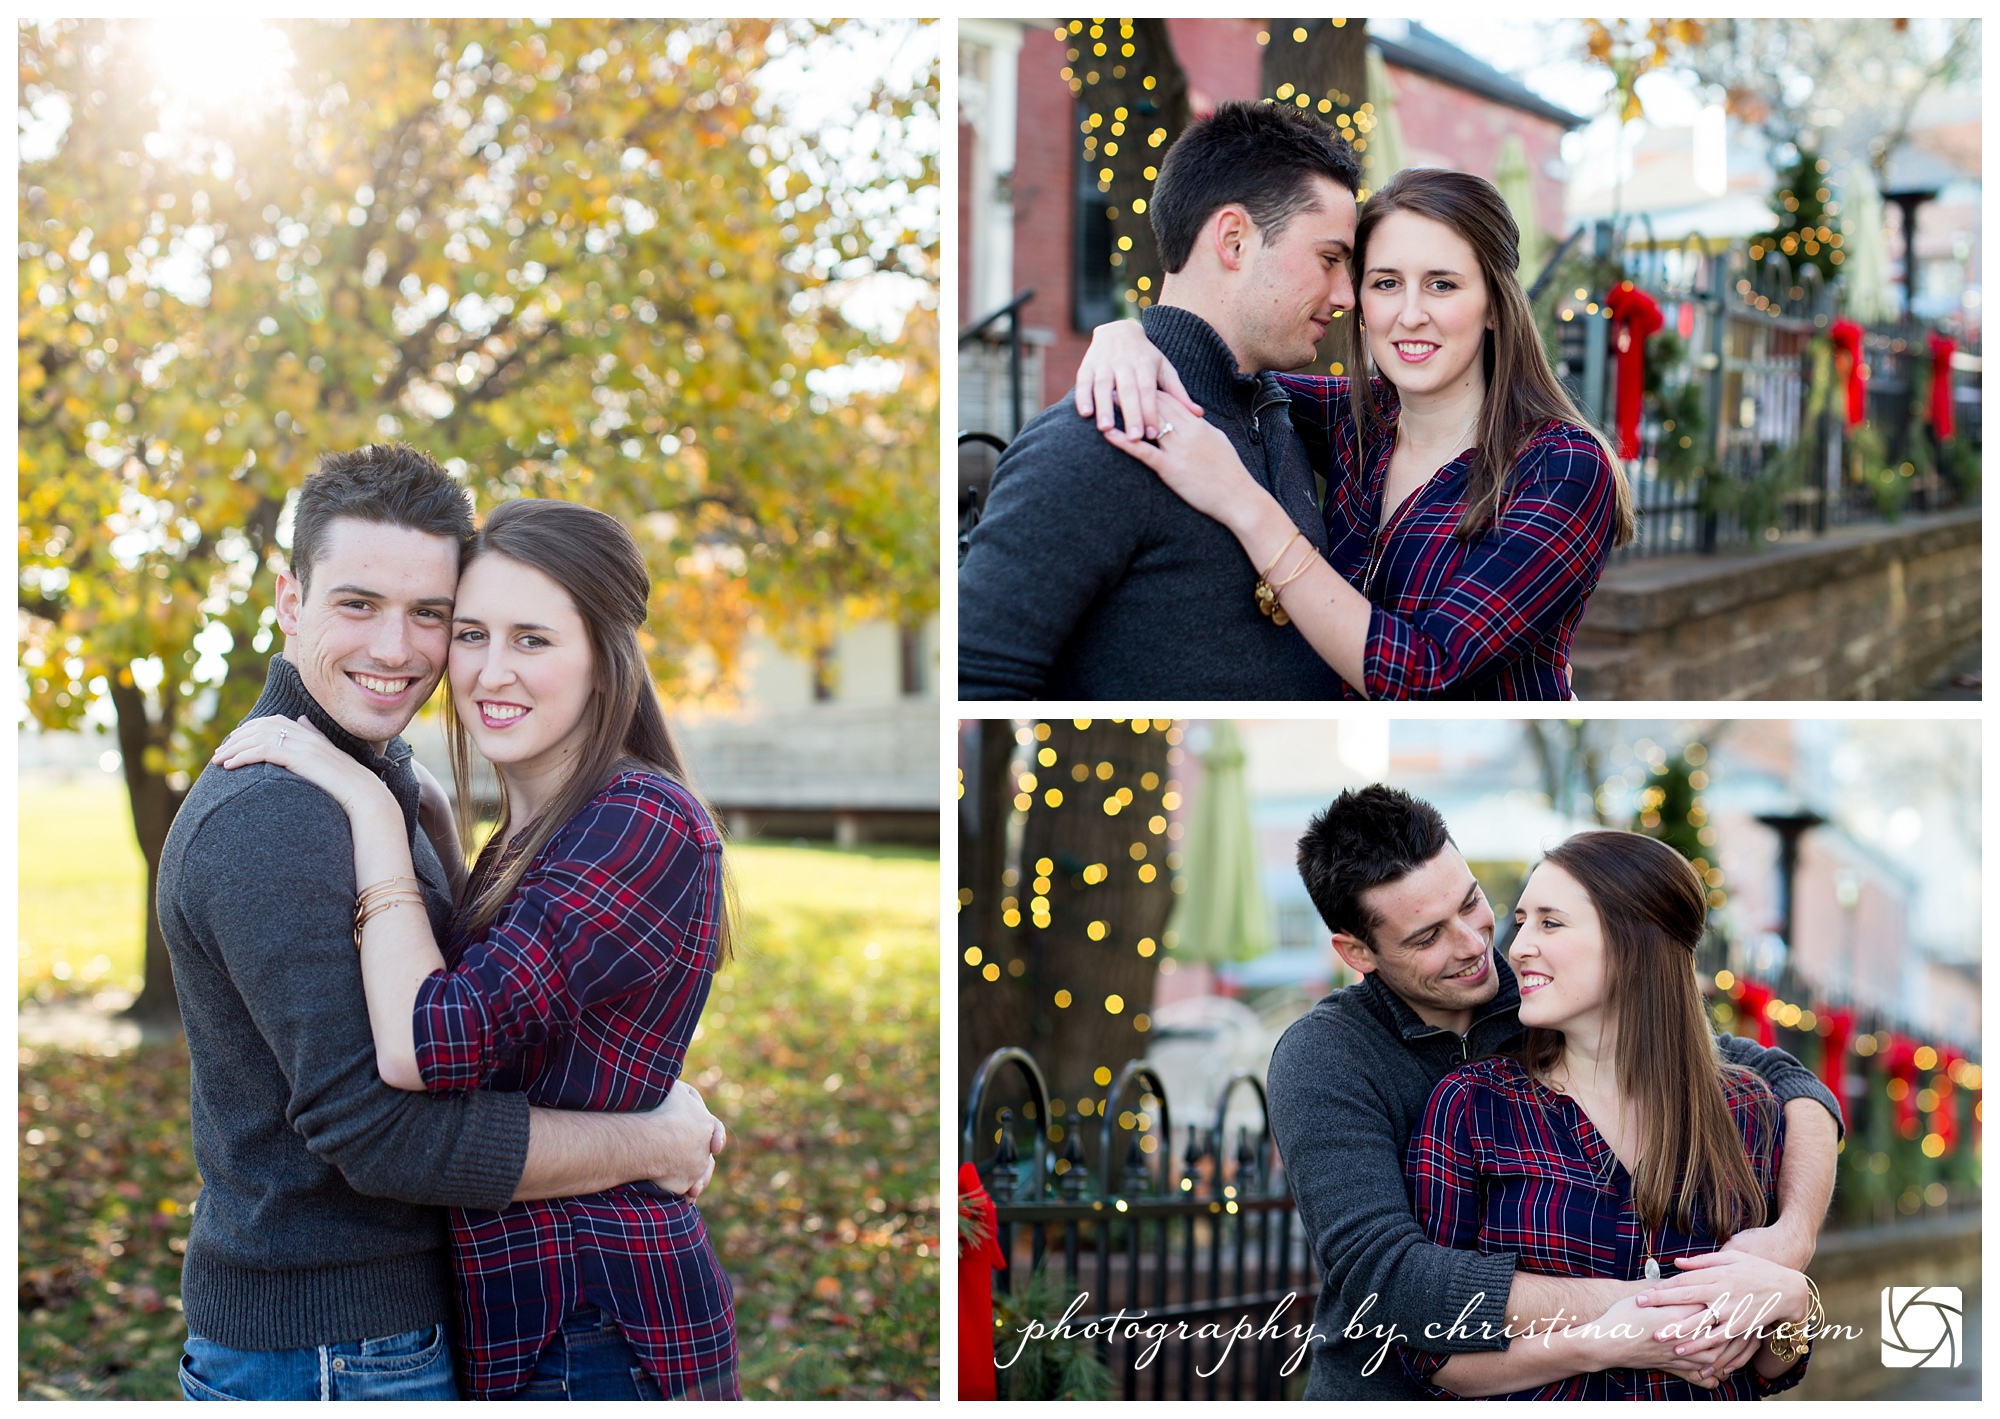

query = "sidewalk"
[[18, 991, 154, 1054]]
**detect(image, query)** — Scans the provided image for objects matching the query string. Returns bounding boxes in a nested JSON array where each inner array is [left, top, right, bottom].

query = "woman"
[[1080, 167, 1633, 699], [212, 499, 737, 1401], [1402, 832, 1812, 1398]]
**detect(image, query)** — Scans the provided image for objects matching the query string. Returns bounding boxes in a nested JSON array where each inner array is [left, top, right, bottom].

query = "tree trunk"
[[110, 672, 188, 1030], [958, 719, 1030, 1094], [1261, 20, 1369, 123], [960, 719, 1176, 1105], [1097, 19, 1189, 316]]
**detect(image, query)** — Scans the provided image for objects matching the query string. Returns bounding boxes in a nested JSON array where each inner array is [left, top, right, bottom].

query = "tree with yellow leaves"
[[19, 18, 938, 1023]]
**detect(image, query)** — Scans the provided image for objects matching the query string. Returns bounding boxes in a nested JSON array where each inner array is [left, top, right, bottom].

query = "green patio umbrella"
[[1494, 133, 1545, 284], [1166, 721, 1270, 963], [1838, 162, 1895, 326], [1362, 44, 1409, 193]]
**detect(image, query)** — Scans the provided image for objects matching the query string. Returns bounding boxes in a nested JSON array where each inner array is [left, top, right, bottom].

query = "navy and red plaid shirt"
[[1276, 375, 1619, 699], [413, 770, 736, 1399], [1401, 1054, 1805, 1400]]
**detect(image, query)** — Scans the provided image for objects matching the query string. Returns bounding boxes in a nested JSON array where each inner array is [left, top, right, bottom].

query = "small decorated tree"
[[1749, 148, 1844, 281]]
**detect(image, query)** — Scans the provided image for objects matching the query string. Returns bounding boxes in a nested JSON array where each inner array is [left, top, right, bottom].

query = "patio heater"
[[1879, 185, 1939, 323], [1755, 810, 1825, 1002]]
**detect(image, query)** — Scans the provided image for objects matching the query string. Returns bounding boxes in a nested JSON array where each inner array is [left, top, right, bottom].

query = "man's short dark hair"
[[1149, 100, 1362, 273], [1297, 785, 1451, 949], [290, 444, 474, 593]]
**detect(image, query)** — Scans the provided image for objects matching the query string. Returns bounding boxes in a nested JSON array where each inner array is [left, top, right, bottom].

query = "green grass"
[[19, 780, 148, 1002], [17, 789, 940, 1401]]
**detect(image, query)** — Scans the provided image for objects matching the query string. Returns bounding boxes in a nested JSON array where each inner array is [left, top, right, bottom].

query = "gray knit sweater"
[[1266, 952, 1842, 1399], [159, 656, 530, 1350], [957, 304, 1347, 699]]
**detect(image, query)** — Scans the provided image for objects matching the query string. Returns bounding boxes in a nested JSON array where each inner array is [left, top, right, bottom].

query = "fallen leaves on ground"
[[19, 1040, 199, 1400], [17, 842, 939, 1401]]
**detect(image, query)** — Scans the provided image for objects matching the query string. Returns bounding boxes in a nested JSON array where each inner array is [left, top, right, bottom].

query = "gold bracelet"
[[1255, 535, 1316, 627], [1766, 1274, 1822, 1365], [1271, 540, 1318, 590], [354, 877, 427, 947], [354, 896, 426, 948], [1257, 530, 1306, 581]]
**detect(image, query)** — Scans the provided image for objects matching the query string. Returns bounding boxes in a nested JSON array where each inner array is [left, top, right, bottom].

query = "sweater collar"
[[248, 655, 421, 829], [1140, 304, 1266, 416], [1358, 947, 1522, 1045]]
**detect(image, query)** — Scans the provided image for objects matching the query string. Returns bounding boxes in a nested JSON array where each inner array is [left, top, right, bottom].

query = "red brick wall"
[[1163, 18, 1266, 114], [1383, 63, 1569, 244], [1008, 26, 1579, 403], [1012, 27, 1083, 408]]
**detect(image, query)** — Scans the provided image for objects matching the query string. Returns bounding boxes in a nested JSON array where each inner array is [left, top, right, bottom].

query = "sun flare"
[[144, 20, 295, 111]]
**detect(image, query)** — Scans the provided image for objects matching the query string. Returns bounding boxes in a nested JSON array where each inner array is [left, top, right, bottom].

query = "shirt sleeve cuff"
[[433, 1088, 532, 1212], [1752, 1346, 1810, 1395], [1433, 1245, 1520, 1352], [413, 968, 492, 1094], [1362, 603, 1414, 699]]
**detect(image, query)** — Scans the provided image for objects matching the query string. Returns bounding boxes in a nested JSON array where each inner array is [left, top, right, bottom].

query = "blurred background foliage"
[[18, 17, 939, 1021]]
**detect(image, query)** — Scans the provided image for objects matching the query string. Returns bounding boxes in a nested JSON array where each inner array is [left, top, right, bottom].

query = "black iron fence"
[[1545, 221, 1980, 562], [963, 1046, 1318, 1401]]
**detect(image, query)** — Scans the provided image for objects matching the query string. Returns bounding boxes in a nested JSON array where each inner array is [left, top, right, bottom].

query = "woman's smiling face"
[[448, 552, 595, 774], [1509, 861, 1610, 1035], [1360, 208, 1494, 399]]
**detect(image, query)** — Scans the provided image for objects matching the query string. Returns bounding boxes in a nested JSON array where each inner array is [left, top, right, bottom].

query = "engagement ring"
[[1159, 422, 1174, 436]]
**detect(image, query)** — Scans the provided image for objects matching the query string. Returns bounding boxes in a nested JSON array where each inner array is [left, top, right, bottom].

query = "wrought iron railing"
[[1543, 220, 1978, 562], [963, 1046, 1318, 1400]]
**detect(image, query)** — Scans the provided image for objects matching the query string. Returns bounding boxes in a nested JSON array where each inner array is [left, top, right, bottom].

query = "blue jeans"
[[179, 1323, 457, 1401], [510, 1305, 664, 1401]]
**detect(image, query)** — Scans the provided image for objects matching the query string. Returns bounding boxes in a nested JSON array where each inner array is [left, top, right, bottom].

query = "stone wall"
[[1775, 1210, 1979, 1400], [1571, 510, 1981, 700]]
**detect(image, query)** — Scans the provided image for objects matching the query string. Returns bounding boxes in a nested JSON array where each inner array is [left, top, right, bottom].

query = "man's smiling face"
[[1331, 843, 1498, 1033], [1234, 173, 1358, 372], [274, 516, 459, 752]]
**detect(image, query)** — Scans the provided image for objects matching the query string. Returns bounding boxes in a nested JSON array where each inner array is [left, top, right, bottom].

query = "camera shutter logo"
[[1880, 1286, 1963, 1368]]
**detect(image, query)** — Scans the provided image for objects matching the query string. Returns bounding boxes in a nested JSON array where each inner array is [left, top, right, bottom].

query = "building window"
[[1276, 903, 1318, 953], [899, 624, 926, 697], [1072, 99, 1116, 331], [811, 642, 836, 702]]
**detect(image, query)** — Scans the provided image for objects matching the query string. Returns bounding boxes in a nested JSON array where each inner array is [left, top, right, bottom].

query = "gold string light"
[[1062, 21, 1370, 315]]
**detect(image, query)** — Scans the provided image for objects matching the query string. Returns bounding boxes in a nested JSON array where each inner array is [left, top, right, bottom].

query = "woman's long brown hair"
[[1517, 831, 1765, 1240], [1342, 167, 1635, 546], [444, 498, 733, 961]]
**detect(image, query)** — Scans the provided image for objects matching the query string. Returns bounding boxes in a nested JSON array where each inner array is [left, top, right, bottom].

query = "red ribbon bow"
[[1817, 1007, 1854, 1105], [1933, 1047, 1963, 1155], [1829, 318, 1867, 431], [1927, 332, 1957, 441], [1883, 1034, 1921, 1138], [1604, 281, 1664, 460], [957, 1162, 1006, 1400], [1733, 979, 1776, 1048]]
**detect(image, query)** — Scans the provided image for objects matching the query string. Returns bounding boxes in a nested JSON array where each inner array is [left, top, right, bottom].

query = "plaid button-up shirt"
[[413, 770, 736, 1399], [1400, 1054, 1805, 1400], [1277, 375, 1619, 699]]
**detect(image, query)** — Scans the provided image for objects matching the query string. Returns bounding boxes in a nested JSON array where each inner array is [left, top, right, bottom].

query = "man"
[[1267, 786, 1843, 1399], [158, 446, 724, 1400], [958, 101, 1354, 699]]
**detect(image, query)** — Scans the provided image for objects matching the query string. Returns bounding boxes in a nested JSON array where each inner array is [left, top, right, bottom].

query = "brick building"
[[958, 19, 1584, 436]]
